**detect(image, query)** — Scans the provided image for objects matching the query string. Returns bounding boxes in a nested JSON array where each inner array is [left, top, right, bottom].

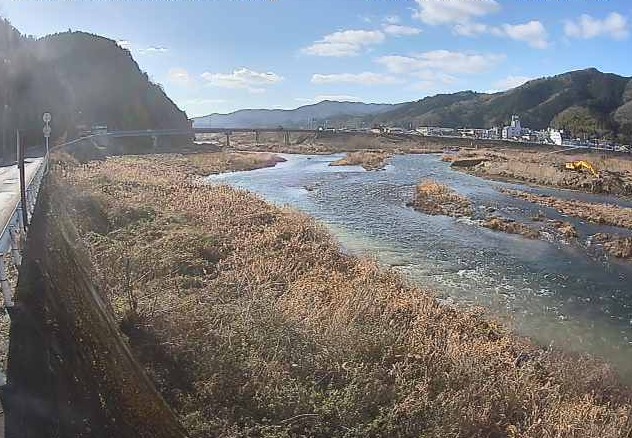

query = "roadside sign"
[[43, 125, 51, 137], [43, 112, 51, 123]]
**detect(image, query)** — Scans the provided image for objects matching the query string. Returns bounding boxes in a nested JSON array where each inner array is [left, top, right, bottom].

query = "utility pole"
[[43, 112, 52, 172], [17, 130, 28, 232]]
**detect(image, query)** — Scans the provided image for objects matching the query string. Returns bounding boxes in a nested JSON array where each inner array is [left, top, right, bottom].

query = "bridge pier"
[[226, 133, 230, 148], [255, 130, 260, 144], [284, 131, 290, 146]]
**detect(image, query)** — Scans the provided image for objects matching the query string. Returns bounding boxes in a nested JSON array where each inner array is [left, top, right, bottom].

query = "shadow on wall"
[[0, 175, 187, 438]]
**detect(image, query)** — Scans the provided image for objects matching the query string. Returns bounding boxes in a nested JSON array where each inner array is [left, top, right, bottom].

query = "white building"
[[548, 129, 563, 146], [486, 127, 501, 139], [502, 115, 522, 139]]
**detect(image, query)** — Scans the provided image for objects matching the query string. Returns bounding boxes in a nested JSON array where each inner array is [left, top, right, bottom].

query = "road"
[[0, 157, 43, 438], [0, 158, 44, 235]]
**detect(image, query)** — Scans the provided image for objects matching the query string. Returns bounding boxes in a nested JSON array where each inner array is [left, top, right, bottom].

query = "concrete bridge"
[[105, 127, 319, 147]]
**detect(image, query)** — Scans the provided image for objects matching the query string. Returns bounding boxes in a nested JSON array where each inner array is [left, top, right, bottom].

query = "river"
[[209, 153, 632, 379]]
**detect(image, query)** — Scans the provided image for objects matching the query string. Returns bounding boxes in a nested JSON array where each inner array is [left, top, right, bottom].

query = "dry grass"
[[329, 151, 392, 170], [451, 148, 632, 196], [502, 189, 632, 230], [481, 217, 541, 239], [593, 234, 632, 259], [408, 180, 473, 217], [55, 152, 632, 437], [222, 132, 446, 155]]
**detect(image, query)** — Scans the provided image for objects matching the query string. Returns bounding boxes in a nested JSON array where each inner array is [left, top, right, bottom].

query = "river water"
[[209, 153, 632, 379]]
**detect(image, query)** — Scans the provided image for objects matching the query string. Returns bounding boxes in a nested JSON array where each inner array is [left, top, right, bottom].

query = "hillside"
[[193, 100, 397, 128], [0, 18, 190, 161], [368, 68, 632, 142]]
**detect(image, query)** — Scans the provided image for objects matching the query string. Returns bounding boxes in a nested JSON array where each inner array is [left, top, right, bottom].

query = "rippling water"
[[209, 153, 632, 379]]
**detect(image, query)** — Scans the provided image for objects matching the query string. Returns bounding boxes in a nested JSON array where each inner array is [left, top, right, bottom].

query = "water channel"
[[209, 153, 632, 379]]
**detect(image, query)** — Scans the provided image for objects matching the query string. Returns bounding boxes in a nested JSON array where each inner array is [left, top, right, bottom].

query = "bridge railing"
[[0, 155, 47, 308]]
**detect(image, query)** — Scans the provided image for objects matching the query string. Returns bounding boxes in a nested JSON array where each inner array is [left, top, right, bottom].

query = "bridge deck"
[[0, 158, 44, 237]]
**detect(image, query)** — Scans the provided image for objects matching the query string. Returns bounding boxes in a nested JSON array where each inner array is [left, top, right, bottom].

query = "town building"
[[502, 115, 522, 139], [548, 128, 563, 146]]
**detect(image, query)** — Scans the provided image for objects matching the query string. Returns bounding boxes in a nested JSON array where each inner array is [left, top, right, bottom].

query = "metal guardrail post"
[[0, 257, 13, 308], [9, 227, 21, 267]]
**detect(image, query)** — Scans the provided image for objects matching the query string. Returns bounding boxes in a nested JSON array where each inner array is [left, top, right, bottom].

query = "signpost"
[[43, 112, 51, 171]]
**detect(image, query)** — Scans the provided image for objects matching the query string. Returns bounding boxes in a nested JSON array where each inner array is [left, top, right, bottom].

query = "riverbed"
[[209, 153, 632, 379]]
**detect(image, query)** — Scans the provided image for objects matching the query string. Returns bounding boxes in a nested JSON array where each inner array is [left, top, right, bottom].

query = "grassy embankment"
[[407, 180, 547, 239], [57, 152, 632, 437], [442, 149, 632, 256], [329, 151, 392, 171], [501, 189, 632, 259], [445, 148, 632, 196], [406, 180, 473, 218], [202, 131, 446, 155]]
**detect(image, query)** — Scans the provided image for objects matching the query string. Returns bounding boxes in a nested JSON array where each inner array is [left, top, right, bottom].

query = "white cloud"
[[383, 24, 422, 36], [139, 46, 169, 55], [376, 50, 505, 75], [410, 81, 446, 92], [311, 72, 399, 86], [180, 98, 228, 117], [409, 71, 458, 92], [492, 75, 533, 91], [414, 70, 457, 84], [453, 22, 489, 37], [167, 67, 194, 87], [116, 40, 131, 50], [182, 98, 227, 106], [200, 68, 283, 93], [453, 20, 549, 49], [412, 0, 500, 25], [501, 21, 549, 49], [116, 40, 169, 55], [301, 30, 385, 57], [564, 12, 629, 40]]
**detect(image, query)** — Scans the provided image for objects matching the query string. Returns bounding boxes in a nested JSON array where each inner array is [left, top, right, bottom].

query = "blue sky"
[[1, 0, 631, 116]]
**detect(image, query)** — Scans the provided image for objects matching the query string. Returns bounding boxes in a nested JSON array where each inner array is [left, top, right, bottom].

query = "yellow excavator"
[[564, 160, 600, 178]]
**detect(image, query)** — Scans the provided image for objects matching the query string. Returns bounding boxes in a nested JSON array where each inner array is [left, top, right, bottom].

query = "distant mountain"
[[193, 101, 398, 129], [0, 18, 190, 159], [367, 68, 632, 142]]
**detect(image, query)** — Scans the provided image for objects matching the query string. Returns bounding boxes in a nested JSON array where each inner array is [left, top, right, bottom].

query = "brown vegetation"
[[201, 131, 447, 155], [54, 152, 632, 437], [593, 234, 632, 259], [407, 180, 473, 217], [409, 181, 578, 242], [501, 188, 632, 261], [450, 148, 632, 196], [330, 151, 392, 170], [481, 217, 541, 239], [502, 189, 632, 230]]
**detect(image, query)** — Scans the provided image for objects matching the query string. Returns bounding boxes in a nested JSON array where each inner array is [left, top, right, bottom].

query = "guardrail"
[[0, 156, 47, 308]]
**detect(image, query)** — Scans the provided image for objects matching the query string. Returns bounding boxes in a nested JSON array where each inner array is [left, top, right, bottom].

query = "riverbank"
[[329, 151, 392, 170], [407, 180, 473, 217], [407, 181, 573, 241], [56, 151, 631, 437], [201, 131, 447, 155], [445, 148, 632, 196]]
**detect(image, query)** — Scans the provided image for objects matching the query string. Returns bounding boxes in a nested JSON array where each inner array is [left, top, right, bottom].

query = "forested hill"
[[193, 101, 398, 129], [367, 68, 632, 142], [0, 18, 190, 160]]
